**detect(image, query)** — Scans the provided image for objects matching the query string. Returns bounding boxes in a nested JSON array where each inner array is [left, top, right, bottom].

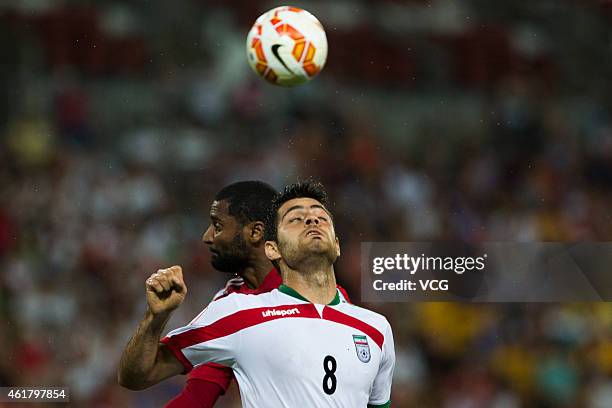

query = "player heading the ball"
[[118, 180, 394, 408]]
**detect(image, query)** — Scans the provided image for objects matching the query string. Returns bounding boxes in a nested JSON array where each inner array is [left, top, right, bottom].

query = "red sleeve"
[[164, 378, 224, 408], [187, 363, 233, 392]]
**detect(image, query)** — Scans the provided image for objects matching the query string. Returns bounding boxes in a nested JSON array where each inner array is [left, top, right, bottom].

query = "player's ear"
[[335, 236, 340, 257], [265, 240, 281, 262], [247, 221, 265, 244]]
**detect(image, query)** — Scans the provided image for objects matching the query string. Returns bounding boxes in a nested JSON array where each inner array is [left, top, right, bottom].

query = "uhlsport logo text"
[[261, 308, 301, 318]]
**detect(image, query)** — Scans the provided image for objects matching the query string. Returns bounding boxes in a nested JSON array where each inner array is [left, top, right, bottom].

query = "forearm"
[[118, 310, 172, 390]]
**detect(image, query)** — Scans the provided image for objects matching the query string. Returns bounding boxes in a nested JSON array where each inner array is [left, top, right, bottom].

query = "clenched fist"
[[145, 266, 187, 316]]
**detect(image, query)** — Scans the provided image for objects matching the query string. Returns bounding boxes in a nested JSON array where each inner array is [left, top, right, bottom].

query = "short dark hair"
[[264, 179, 331, 242], [215, 181, 277, 226]]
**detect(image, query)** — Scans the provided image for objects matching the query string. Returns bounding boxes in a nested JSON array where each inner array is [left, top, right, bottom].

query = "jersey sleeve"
[[188, 362, 233, 393], [368, 321, 395, 407], [160, 295, 242, 373], [164, 378, 224, 408]]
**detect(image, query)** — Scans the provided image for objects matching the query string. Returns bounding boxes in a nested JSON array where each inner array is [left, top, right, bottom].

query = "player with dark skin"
[[118, 181, 279, 407], [204, 198, 272, 290]]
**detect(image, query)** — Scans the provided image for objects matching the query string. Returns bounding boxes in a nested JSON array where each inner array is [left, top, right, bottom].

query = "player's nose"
[[202, 225, 214, 244], [305, 214, 320, 225]]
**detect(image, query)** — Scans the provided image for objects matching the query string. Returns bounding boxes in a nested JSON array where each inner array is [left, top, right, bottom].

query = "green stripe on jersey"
[[368, 400, 391, 408], [278, 284, 341, 305]]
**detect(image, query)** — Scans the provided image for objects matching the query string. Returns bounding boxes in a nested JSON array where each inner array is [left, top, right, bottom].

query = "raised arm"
[[118, 266, 187, 390]]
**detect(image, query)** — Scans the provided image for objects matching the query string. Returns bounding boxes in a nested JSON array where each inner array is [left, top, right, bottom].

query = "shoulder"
[[212, 277, 246, 301], [185, 278, 246, 325], [189, 290, 281, 326], [334, 303, 392, 335]]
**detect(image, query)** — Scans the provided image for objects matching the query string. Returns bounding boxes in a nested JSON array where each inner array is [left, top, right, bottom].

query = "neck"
[[281, 260, 337, 304], [240, 254, 274, 289]]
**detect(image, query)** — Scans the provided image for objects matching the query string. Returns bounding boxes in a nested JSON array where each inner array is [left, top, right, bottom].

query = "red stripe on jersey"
[[322, 307, 385, 350], [163, 304, 320, 357]]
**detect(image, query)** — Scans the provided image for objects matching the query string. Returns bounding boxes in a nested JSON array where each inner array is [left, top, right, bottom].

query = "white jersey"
[[161, 285, 394, 408]]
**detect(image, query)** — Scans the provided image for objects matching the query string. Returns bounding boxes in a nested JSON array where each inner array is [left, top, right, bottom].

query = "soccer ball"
[[246, 6, 328, 87]]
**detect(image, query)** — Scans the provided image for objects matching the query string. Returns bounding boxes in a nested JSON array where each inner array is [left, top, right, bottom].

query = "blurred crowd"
[[1, 0, 611, 407]]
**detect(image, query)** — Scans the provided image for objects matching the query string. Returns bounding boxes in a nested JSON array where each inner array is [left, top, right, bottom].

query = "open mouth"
[[306, 229, 323, 238]]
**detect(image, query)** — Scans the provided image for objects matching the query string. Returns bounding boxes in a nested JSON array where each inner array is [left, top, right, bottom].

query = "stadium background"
[[1, 0, 611, 406]]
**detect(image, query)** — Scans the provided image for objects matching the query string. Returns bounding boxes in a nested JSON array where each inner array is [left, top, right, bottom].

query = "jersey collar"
[[254, 268, 282, 294], [278, 284, 341, 305]]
